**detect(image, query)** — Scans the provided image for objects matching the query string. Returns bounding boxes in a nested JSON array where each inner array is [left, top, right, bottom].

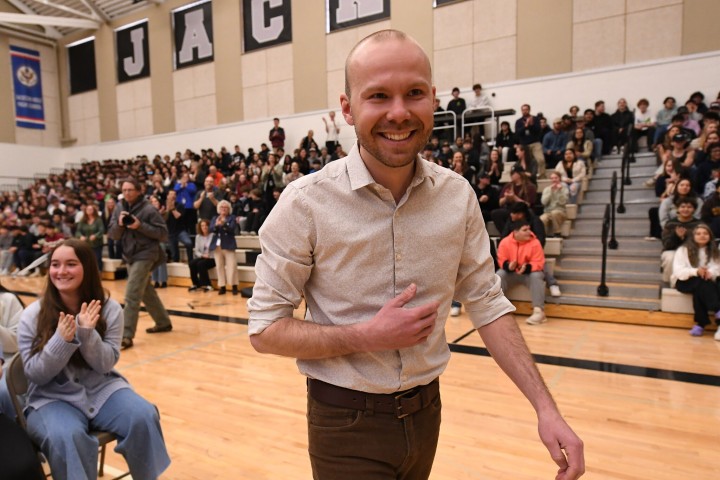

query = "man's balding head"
[[344, 29, 430, 99]]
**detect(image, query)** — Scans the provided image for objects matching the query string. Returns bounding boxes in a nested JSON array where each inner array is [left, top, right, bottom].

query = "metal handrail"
[[461, 106, 495, 142], [609, 171, 618, 249], [433, 110, 456, 142], [597, 204, 611, 297]]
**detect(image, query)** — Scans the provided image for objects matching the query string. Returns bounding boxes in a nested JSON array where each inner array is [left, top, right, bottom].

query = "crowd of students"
[[0, 91, 718, 335]]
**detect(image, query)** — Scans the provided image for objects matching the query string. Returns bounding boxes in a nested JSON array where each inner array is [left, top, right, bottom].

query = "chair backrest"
[[6, 352, 29, 429]]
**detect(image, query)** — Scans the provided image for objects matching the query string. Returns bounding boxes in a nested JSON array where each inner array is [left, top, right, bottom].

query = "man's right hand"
[[358, 284, 439, 352]]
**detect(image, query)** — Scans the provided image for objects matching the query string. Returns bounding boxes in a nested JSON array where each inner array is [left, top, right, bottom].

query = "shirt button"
[[89, 408, 95, 413]]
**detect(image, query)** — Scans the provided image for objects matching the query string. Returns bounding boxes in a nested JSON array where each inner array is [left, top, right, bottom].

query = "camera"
[[122, 213, 135, 226]]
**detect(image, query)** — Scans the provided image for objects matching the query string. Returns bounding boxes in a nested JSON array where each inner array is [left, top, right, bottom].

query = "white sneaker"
[[450, 306, 461, 317], [714, 327, 720, 342], [526, 307, 547, 325], [549, 285, 561, 297]]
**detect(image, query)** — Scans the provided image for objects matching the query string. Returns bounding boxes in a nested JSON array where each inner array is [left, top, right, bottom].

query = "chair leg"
[[99, 444, 106, 477]]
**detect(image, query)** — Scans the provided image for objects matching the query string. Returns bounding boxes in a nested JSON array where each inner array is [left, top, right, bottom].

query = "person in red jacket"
[[496, 221, 547, 324]]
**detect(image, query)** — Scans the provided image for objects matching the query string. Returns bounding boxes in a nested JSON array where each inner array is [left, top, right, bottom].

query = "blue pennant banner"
[[10, 45, 45, 130]]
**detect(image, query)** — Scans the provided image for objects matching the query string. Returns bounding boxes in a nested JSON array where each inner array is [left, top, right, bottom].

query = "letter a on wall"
[[173, 0, 214, 69], [116, 20, 150, 83], [243, 0, 292, 53], [327, 0, 390, 32]]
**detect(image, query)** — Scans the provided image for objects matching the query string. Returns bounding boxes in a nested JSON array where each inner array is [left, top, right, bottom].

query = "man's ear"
[[340, 94, 354, 126]]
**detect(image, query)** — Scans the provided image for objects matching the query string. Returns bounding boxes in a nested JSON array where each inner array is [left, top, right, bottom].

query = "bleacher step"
[[583, 189, 656, 202], [559, 256, 660, 273], [593, 153, 656, 169], [572, 219, 650, 236], [555, 268, 662, 284], [591, 166, 656, 178], [580, 203, 654, 216], [547, 293, 660, 311], [556, 279, 659, 299]]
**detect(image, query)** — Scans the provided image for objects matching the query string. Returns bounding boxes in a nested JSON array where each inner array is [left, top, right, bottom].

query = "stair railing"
[[609, 171, 619, 249], [617, 140, 630, 214], [597, 204, 610, 297]]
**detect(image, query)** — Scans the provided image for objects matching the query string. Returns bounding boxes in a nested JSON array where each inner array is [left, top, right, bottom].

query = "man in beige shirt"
[[248, 30, 584, 480]]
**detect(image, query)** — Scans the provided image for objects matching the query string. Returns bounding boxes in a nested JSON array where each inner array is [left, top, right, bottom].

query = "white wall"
[[1, 50, 718, 186]]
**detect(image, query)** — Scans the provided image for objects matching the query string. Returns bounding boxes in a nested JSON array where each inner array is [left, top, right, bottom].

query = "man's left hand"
[[538, 411, 585, 480]]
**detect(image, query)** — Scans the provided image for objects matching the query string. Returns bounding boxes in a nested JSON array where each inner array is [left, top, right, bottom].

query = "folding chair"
[[6, 353, 129, 479]]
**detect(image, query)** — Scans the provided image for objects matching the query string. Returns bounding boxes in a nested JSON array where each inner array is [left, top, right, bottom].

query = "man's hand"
[[357, 284, 439, 352], [508, 260, 518, 271], [538, 411, 585, 480]]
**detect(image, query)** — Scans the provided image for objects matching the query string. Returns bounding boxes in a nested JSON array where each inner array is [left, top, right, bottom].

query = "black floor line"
[[449, 343, 720, 387], [451, 329, 476, 344], [12, 288, 720, 386]]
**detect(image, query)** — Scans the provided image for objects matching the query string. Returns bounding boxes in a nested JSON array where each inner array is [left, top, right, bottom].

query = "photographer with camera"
[[108, 178, 173, 350]]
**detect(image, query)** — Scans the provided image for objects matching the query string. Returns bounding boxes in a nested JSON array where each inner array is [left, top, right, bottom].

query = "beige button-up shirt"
[[248, 144, 515, 394]]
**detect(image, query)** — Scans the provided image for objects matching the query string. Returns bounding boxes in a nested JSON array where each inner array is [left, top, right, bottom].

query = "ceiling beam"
[[78, 0, 109, 22], [0, 12, 100, 29], [25, 0, 98, 21], [7, 0, 63, 39]]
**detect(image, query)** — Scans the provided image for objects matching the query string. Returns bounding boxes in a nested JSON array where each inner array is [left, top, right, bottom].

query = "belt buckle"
[[394, 388, 418, 419]]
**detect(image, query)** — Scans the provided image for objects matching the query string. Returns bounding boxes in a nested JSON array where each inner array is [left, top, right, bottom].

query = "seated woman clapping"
[[17, 239, 170, 480]]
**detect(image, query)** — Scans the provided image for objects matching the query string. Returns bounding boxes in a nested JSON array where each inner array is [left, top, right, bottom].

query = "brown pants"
[[307, 391, 442, 479]]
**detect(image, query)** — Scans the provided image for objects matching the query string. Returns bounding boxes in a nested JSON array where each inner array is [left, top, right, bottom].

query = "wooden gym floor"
[[4, 275, 719, 480]]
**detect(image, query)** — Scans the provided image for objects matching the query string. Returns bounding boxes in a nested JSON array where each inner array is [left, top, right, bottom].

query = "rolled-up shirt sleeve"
[[247, 185, 316, 336], [454, 187, 516, 329]]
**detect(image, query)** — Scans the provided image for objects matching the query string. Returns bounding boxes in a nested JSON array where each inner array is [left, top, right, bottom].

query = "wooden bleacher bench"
[[660, 288, 693, 314], [101, 258, 125, 280]]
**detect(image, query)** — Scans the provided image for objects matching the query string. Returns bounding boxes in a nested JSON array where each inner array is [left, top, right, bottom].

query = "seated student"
[[188, 219, 216, 292], [649, 178, 704, 239], [513, 144, 538, 184], [0, 225, 14, 275], [697, 142, 720, 197], [654, 158, 680, 200], [495, 121, 516, 164], [671, 224, 720, 339], [0, 281, 25, 415], [496, 222, 548, 324], [542, 118, 567, 170], [17, 239, 171, 480], [555, 149, 587, 204], [1, 343, 45, 480], [474, 173, 500, 223], [611, 98, 634, 152], [485, 147, 503, 185], [499, 203, 561, 297], [491, 165, 537, 233], [661, 198, 700, 283], [630, 98, 656, 152], [700, 180, 720, 237], [540, 172, 569, 237], [654, 96, 678, 144], [566, 127, 593, 164]]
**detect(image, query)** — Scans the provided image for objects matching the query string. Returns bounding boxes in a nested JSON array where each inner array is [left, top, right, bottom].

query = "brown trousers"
[[307, 392, 442, 480]]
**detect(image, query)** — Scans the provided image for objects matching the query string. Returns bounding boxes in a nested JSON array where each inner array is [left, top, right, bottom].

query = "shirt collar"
[[346, 143, 436, 192]]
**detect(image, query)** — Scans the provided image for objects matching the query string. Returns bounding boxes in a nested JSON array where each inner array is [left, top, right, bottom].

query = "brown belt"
[[307, 378, 439, 418]]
